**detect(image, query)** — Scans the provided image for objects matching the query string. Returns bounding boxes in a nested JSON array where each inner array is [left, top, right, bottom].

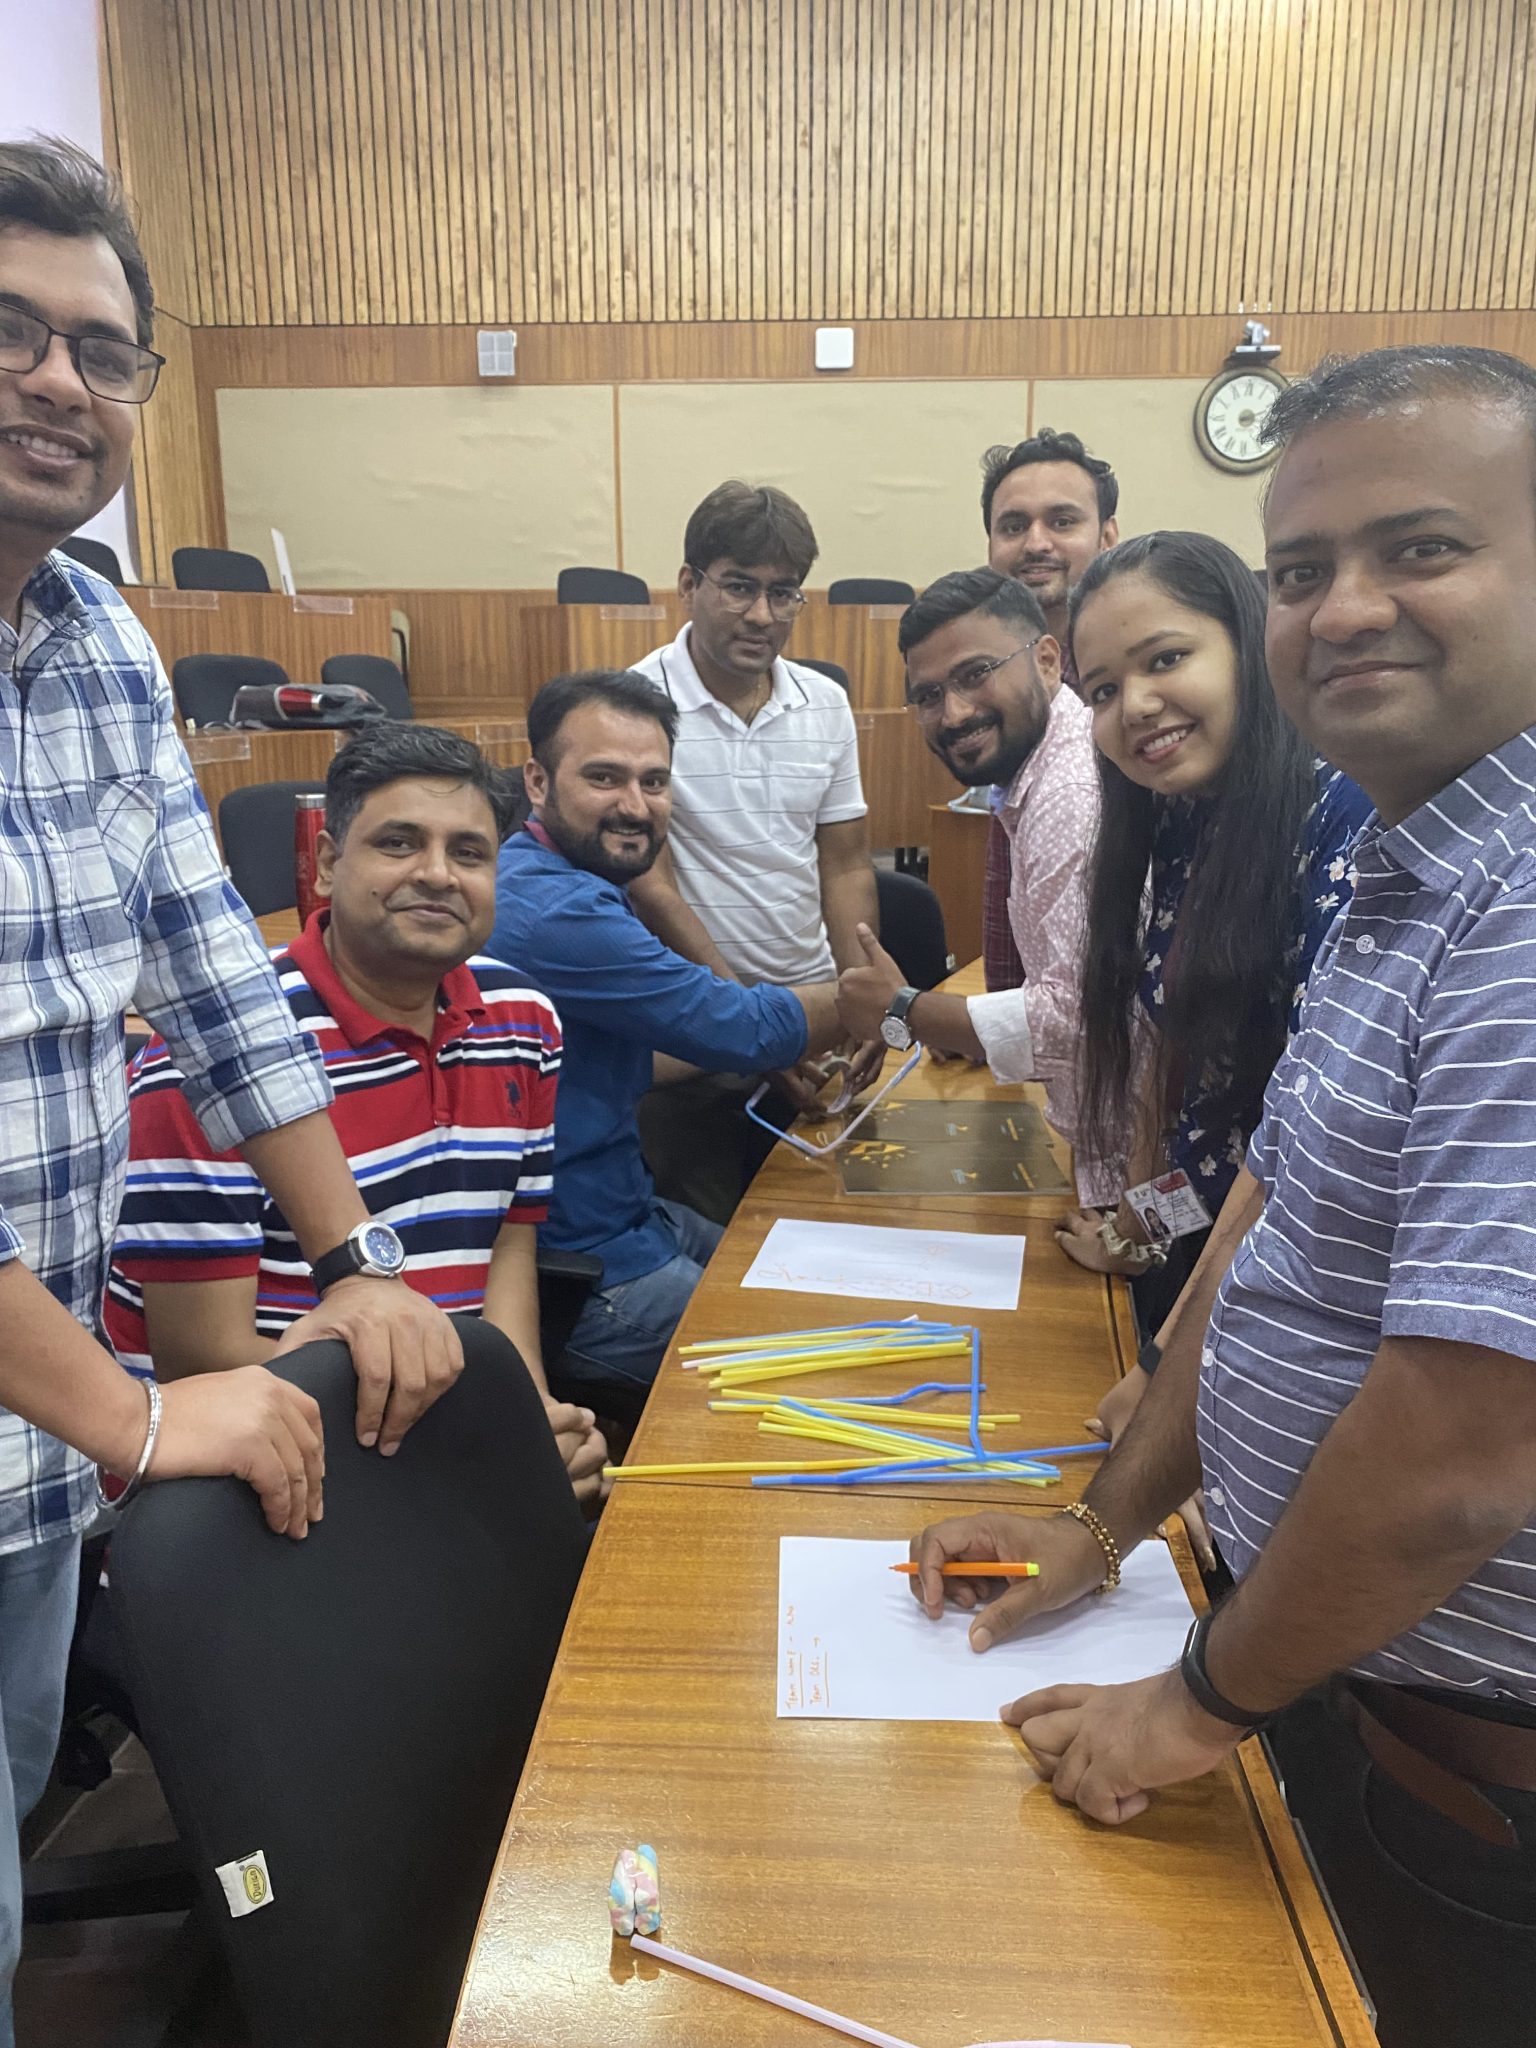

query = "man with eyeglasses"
[[629, 480, 881, 1222], [0, 142, 464, 2036], [835, 568, 1114, 1203]]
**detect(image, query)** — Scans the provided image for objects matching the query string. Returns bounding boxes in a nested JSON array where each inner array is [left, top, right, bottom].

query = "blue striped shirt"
[[0, 554, 332, 1554], [1199, 724, 1536, 1702]]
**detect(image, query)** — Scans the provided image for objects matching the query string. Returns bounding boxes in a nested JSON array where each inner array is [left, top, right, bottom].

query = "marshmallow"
[[608, 1842, 661, 1937]]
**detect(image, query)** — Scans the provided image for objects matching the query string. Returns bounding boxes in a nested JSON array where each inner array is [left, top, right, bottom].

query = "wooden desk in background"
[[180, 706, 944, 858], [448, 972, 1375, 2048], [389, 590, 907, 715], [925, 801, 991, 967], [123, 587, 394, 682]]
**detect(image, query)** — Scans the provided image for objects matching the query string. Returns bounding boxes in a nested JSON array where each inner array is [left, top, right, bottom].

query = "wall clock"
[[1193, 366, 1289, 474]]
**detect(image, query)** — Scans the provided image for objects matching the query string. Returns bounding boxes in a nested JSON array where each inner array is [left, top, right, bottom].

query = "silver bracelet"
[[95, 1377, 162, 1515]]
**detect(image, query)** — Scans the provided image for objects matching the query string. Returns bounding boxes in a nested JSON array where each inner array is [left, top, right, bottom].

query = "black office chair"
[[110, 1319, 587, 2048], [320, 652, 413, 720], [218, 781, 326, 917], [58, 535, 125, 584], [798, 657, 851, 694], [556, 566, 651, 605], [875, 868, 950, 989], [173, 653, 290, 730], [828, 577, 915, 606], [172, 546, 271, 594]]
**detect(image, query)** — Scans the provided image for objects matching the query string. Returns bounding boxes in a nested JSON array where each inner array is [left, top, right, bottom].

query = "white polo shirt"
[[631, 625, 867, 985]]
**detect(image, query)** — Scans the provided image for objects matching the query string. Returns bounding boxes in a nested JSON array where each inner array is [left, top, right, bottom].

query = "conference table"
[[446, 971, 1377, 2048]]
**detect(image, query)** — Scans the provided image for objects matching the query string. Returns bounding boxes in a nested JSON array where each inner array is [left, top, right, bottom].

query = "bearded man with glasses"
[[629, 480, 883, 1223], [836, 567, 1115, 1204]]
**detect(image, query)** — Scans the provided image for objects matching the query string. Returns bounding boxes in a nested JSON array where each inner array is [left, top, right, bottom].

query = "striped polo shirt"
[[630, 626, 867, 985], [104, 914, 560, 1364], [1199, 724, 1536, 1704]]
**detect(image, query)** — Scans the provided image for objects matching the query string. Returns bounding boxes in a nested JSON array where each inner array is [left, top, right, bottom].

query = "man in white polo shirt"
[[630, 480, 881, 1220]]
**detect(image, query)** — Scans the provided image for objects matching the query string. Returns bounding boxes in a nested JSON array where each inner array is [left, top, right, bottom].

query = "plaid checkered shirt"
[[0, 553, 332, 1555]]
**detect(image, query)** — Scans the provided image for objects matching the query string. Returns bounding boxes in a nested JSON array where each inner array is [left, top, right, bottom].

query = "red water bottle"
[[294, 793, 326, 927]]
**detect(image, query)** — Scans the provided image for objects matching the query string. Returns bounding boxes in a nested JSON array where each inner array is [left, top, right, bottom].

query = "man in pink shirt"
[[836, 567, 1114, 1202]]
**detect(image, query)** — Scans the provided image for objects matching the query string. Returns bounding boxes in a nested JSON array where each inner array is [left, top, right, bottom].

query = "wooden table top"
[[448, 960, 1375, 2048], [622, 1022, 1132, 1505], [449, 1486, 1374, 2048]]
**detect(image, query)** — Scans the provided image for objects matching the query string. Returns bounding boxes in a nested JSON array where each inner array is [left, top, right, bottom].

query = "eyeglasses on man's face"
[[692, 567, 808, 621], [904, 642, 1035, 720], [0, 303, 164, 406]]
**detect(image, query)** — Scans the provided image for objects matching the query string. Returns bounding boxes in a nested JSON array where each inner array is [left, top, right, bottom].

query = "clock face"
[[1194, 368, 1288, 474]]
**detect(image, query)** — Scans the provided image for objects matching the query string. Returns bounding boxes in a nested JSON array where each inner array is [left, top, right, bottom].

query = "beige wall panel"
[[217, 385, 618, 588], [617, 380, 1033, 589], [1033, 379, 1268, 566]]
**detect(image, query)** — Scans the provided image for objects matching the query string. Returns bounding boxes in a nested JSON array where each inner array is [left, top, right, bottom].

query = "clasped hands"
[[907, 1509, 1240, 1824]]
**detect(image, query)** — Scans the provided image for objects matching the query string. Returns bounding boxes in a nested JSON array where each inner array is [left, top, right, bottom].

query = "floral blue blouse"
[[1137, 763, 1373, 1214]]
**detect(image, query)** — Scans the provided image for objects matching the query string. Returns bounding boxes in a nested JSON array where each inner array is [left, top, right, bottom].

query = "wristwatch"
[[880, 985, 921, 1050], [311, 1220, 407, 1295], [1179, 1610, 1273, 1731]]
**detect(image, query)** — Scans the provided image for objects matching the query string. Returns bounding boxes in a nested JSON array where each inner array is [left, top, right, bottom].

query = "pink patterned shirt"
[[965, 681, 1117, 1203]]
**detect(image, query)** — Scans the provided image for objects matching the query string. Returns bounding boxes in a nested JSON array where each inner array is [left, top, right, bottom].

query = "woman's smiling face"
[[1074, 568, 1243, 797]]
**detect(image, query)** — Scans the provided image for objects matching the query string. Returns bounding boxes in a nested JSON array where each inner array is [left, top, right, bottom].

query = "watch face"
[[880, 1015, 912, 1050], [362, 1223, 405, 1272]]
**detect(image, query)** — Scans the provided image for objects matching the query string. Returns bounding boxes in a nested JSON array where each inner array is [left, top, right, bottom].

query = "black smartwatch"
[[880, 985, 921, 1050], [311, 1220, 407, 1296], [1179, 1610, 1273, 1731]]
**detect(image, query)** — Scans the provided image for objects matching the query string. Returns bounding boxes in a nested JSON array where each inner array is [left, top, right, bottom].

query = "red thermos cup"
[[294, 793, 326, 926]]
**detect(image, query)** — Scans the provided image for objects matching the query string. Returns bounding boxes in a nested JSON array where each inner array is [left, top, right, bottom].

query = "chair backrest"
[[827, 576, 916, 607], [875, 868, 950, 990], [111, 1319, 587, 2048], [218, 780, 326, 916], [556, 565, 652, 605], [173, 653, 290, 730], [172, 546, 271, 594], [58, 535, 125, 585], [797, 657, 851, 694], [320, 652, 413, 720]]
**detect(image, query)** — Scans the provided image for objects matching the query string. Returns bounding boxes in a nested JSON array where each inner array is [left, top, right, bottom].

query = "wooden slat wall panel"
[[105, 0, 1536, 326]]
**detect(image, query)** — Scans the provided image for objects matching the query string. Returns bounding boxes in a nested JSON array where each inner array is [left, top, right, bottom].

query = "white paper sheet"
[[777, 1537, 1192, 1720], [741, 1218, 1026, 1312]]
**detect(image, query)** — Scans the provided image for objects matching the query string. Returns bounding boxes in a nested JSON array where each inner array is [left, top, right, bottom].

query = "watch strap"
[[1180, 1610, 1271, 1729], [886, 985, 920, 1024], [311, 1239, 364, 1296]]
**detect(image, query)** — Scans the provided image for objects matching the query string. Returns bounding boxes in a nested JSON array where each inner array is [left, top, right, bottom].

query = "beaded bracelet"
[[1065, 1500, 1122, 1591]]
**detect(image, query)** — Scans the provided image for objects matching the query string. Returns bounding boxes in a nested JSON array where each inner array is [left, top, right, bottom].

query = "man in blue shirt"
[[491, 669, 844, 1400], [909, 346, 1536, 2048]]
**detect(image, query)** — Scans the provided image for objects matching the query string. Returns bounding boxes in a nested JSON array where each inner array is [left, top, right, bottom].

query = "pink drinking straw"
[[630, 1932, 924, 2048]]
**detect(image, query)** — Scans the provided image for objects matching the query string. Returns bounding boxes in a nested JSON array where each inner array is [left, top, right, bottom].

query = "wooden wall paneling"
[[102, 0, 1536, 329]]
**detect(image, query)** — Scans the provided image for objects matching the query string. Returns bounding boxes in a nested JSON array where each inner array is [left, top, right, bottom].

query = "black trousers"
[[1268, 1693, 1536, 2048]]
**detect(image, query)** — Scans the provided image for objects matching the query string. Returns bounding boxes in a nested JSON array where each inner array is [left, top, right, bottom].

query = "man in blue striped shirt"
[[0, 143, 463, 2037], [913, 346, 1536, 2048]]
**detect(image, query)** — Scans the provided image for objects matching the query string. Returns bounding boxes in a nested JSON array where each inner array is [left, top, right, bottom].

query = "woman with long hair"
[[1056, 532, 1370, 1428]]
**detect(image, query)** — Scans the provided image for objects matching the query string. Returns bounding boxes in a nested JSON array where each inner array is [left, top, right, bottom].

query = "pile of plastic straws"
[[604, 1318, 1103, 1489]]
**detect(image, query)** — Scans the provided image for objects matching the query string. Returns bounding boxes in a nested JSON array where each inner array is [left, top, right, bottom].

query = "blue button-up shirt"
[[1200, 724, 1536, 1703], [0, 555, 331, 1553], [490, 825, 808, 1285]]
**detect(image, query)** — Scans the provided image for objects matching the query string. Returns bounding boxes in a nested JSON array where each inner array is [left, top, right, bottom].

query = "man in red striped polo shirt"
[[104, 725, 607, 1502]]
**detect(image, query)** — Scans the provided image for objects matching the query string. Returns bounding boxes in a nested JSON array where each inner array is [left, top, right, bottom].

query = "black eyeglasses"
[[905, 644, 1035, 720], [692, 568, 807, 621], [0, 304, 164, 405]]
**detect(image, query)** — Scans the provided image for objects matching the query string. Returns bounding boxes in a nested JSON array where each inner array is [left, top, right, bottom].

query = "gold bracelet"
[[1064, 1501, 1122, 1592]]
